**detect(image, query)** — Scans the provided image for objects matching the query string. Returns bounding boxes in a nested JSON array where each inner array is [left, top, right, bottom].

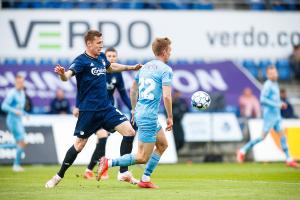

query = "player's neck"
[[85, 50, 98, 59], [155, 56, 166, 63]]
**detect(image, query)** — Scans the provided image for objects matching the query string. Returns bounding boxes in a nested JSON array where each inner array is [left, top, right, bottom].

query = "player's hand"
[[72, 107, 79, 118], [131, 64, 142, 71], [165, 117, 173, 132], [54, 64, 65, 75], [281, 102, 288, 110]]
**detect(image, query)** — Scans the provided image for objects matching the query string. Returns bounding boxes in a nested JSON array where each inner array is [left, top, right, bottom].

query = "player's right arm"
[[1, 90, 22, 115], [54, 64, 73, 81], [163, 85, 173, 131], [130, 80, 138, 125]]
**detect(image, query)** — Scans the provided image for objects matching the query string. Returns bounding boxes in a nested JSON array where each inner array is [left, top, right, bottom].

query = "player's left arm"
[[162, 67, 173, 131], [107, 63, 142, 73]]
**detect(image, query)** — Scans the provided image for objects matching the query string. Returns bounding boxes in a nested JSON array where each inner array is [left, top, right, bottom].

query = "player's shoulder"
[[73, 53, 86, 64], [263, 80, 271, 87], [7, 88, 16, 97], [149, 60, 172, 72]]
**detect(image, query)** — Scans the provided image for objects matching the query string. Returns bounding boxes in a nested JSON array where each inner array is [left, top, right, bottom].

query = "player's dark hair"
[[152, 37, 171, 56], [15, 74, 24, 79], [84, 30, 102, 44], [105, 47, 117, 54]]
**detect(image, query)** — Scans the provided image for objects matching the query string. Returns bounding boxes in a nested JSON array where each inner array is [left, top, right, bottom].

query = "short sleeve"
[[162, 68, 173, 86], [68, 58, 83, 75]]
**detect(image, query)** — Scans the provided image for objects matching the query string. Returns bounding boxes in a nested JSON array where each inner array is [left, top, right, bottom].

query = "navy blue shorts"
[[74, 105, 128, 138]]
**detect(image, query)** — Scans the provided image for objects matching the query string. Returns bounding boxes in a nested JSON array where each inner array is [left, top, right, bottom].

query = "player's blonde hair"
[[152, 37, 171, 56], [84, 30, 102, 44]]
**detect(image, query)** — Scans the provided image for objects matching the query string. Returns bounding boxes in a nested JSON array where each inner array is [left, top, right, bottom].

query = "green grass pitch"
[[0, 163, 299, 200]]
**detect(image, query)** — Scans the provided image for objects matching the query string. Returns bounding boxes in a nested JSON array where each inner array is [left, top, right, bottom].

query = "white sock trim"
[[142, 174, 150, 182], [108, 159, 112, 167]]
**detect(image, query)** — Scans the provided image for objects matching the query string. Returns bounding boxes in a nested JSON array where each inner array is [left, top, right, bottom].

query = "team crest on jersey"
[[102, 59, 106, 66], [91, 67, 106, 76]]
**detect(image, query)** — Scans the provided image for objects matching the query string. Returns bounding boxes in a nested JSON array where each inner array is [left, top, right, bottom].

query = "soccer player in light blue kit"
[[97, 37, 173, 188], [0, 75, 27, 172], [237, 66, 299, 168]]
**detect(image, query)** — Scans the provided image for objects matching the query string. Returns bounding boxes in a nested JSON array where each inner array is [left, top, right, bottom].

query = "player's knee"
[[125, 126, 135, 137], [97, 130, 108, 138], [157, 142, 168, 154], [74, 141, 86, 152]]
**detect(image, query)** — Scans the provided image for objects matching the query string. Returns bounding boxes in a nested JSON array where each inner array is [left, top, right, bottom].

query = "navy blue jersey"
[[106, 72, 131, 110], [69, 52, 111, 111]]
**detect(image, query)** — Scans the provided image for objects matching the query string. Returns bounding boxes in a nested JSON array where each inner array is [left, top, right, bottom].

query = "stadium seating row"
[[0, 58, 292, 81], [0, 58, 204, 66], [242, 59, 292, 80], [1, 0, 299, 11]]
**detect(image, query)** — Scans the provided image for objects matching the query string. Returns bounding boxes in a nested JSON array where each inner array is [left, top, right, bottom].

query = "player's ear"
[[86, 41, 91, 47]]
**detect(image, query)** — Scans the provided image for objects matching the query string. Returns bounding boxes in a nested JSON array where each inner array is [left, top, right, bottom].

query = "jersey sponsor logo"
[[91, 67, 106, 76]]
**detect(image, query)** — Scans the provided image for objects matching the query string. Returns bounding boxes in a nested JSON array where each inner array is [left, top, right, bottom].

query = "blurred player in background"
[[97, 37, 173, 189], [45, 30, 142, 188], [237, 66, 300, 168], [0, 75, 27, 172], [80, 47, 138, 184]]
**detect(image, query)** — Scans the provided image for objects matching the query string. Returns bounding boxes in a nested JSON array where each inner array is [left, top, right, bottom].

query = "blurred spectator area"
[[1, 0, 300, 11]]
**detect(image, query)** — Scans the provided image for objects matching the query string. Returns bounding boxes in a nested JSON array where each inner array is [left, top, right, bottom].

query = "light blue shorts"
[[6, 116, 26, 142], [136, 117, 162, 143], [263, 117, 283, 133]]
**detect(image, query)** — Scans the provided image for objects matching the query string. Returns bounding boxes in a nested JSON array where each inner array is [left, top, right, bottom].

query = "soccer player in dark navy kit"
[[45, 30, 141, 188], [82, 47, 138, 184]]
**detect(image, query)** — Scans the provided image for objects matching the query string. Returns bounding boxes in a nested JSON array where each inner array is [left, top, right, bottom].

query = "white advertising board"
[[182, 113, 242, 142], [23, 114, 177, 164], [0, 10, 299, 60]]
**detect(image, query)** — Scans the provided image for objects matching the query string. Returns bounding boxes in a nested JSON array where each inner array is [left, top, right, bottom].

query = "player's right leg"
[[237, 119, 270, 163], [84, 129, 108, 180], [9, 118, 27, 172], [45, 111, 100, 188], [45, 137, 88, 188]]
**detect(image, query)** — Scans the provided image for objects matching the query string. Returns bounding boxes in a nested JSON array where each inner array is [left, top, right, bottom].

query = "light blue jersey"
[[134, 60, 173, 143], [1, 88, 26, 141], [260, 80, 282, 133]]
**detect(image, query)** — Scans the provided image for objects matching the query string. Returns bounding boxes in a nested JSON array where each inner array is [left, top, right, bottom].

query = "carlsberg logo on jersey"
[[91, 67, 106, 76]]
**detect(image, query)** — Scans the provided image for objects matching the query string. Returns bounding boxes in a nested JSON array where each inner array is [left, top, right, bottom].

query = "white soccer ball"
[[191, 91, 211, 110]]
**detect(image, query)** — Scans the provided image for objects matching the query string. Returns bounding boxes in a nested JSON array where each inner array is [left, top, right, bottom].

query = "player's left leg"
[[10, 120, 27, 172], [138, 127, 168, 189], [118, 135, 138, 184], [97, 136, 155, 181], [275, 122, 300, 168], [237, 118, 271, 163]]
